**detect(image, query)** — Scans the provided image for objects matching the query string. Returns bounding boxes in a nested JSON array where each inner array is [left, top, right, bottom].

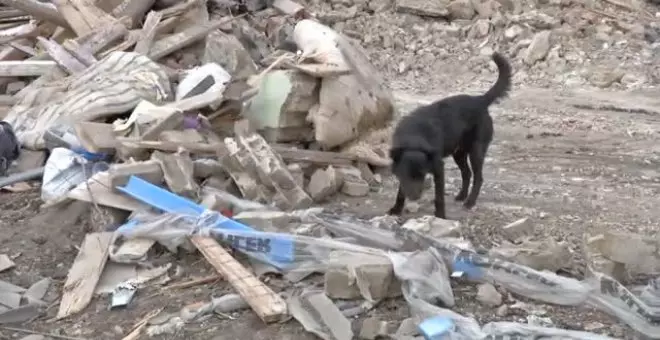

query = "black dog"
[[0, 121, 20, 176], [388, 52, 512, 219]]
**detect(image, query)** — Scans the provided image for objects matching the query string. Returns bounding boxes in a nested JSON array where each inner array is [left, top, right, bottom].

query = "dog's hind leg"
[[464, 143, 488, 209], [431, 154, 446, 219], [452, 150, 471, 202], [388, 185, 406, 215]]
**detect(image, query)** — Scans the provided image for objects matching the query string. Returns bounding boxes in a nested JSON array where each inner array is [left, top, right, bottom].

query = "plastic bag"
[[41, 147, 107, 203], [117, 210, 389, 273]]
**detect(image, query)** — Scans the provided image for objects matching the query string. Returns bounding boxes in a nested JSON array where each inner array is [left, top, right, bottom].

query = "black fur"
[[388, 52, 512, 219], [0, 121, 20, 176]]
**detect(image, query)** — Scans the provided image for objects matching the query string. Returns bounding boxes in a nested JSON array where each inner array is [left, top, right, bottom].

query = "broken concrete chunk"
[[224, 133, 312, 210], [243, 70, 317, 143], [288, 163, 305, 188], [400, 216, 462, 239], [337, 166, 370, 197], [395, 317, 421, 337], [587, 231, 660, 277], [500, 217, 533, 242], [193, 158, 226, 179], [476, 283, 503, 307], [288, 290, 353, 340], [325, 251, 401, 302], [203, 29, 258, 79], [523, 30, 551, 65], [395, 0, 449, 17], [109, 160, 164, 188], [359, 317, 394, 339], [151, 150, 199, 198], [307, 166, 343, 202], [489, 238, 571, 272], [447, 0, 475, 19], [233, 210, 292, 232], [73, 122, 119, 154]]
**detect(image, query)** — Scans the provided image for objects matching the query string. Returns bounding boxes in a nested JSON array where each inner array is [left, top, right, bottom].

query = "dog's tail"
[[480, 52, 512, 107]]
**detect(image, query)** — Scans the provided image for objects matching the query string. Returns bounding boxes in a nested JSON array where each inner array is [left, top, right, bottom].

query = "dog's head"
[[390, 147, 431, 201]]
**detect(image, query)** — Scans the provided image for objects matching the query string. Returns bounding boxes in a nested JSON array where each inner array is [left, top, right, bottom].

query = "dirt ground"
[[0, 85, 658, 339], [0, 0, 659, 337]]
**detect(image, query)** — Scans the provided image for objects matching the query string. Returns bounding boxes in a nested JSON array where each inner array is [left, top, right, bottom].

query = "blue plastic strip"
[[418, 316, 454, 340], [115, 176, 294, 268]]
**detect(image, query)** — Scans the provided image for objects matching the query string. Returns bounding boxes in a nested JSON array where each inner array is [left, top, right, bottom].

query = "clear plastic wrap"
[[117, 210, 389, 273]]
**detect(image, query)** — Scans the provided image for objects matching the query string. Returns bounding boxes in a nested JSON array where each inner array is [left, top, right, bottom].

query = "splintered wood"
[[190, 236, 287, 323], [57, 232, 114, 319]]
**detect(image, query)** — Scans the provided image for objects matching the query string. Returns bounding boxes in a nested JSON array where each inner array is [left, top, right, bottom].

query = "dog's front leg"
[[431, 154, 446, 219], [388, 185, 405, 215]]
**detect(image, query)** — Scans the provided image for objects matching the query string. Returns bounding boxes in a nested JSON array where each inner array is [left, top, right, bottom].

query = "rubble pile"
[[298, 0, 660, 91], [0, 0, 656, 340]]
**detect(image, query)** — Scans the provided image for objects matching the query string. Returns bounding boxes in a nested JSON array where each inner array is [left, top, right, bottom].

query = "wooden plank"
[[62, 39, 97, 66], [117, 137, 221, 154], [0, 21, 37, 44], [56, 232, 113, 319], [0, 0, 71, 29], [52, 0, 93, 36], [112, 0, 156, 28], [271, 145, 357, 165], [190, 236, 287, 323], [148, 14, 244, 60], [37, 37, 86, 74], [0, 60, 57, 76], [133, 10, 162, 55]]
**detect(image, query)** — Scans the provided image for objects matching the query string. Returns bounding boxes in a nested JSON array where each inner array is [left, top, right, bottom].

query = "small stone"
[[401, 215, 462, 238], [447, 0, 476, 19], [476, 283, 503, 306], [523, 30, 552, 65], [306, 166, 343, 202], [287, 163, 305, 188], [468, 19, 491, 39], [500, 217, 533, 241], [336, 166, 370, 197], [504, 25, 524, 40], [496, 304, 509, 316], [359, 317, 390, 339], [489, 238, 572, 272]]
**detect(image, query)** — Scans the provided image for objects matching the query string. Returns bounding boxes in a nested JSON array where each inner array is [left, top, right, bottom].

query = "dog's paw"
[[388, 207, 403, 216], [433, 210, 446, 219], [462, 200, 476, 210], [454, 193, 467, 202]]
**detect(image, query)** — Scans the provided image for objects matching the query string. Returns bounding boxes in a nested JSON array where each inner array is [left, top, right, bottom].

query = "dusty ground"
[[0, 86, 658, 339], [0, 0, 658, 338]]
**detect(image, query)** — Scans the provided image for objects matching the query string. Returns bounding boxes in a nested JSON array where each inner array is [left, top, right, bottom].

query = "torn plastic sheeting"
[[118, 210, 390, 276], [480, 322, 618, 339], [115, 175, 294, 268], [303, 212, 406, 251], [452, 249, 660, 338], [41, 147, 109, 203], [390, 250, 616, 340]]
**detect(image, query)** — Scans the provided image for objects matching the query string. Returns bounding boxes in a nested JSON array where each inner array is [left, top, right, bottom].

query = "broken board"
[[190, 236, 287, 323], [57, 232, 113, 319]]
